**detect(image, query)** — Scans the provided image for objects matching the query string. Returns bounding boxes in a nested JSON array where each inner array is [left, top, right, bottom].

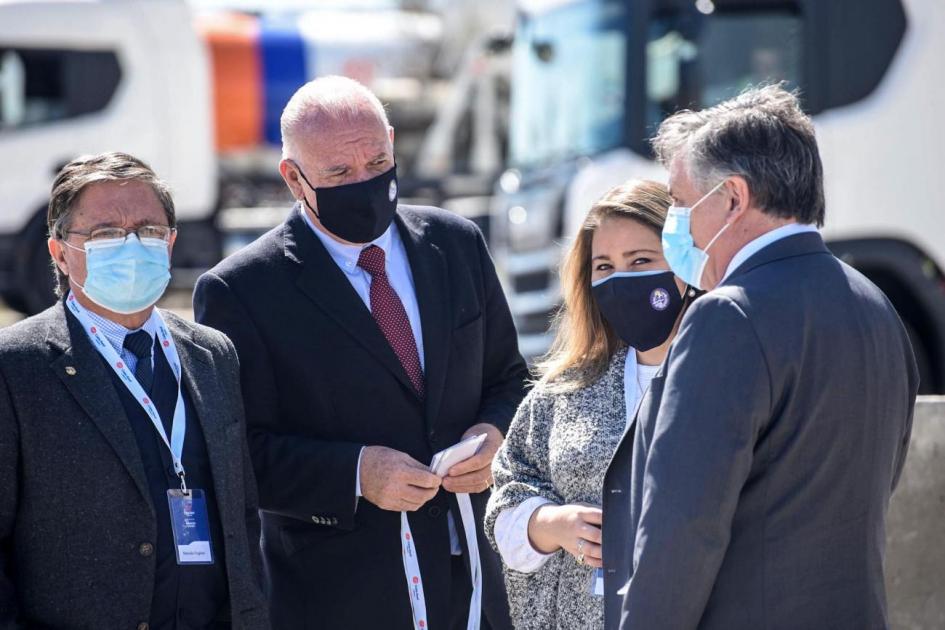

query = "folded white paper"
[[430, 433, 487, 476]]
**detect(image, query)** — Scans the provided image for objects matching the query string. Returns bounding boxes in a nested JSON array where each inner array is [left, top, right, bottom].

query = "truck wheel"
[[904, 320, 935, 395], [5, 213, 57, 315], [20, 233, 57, 314]]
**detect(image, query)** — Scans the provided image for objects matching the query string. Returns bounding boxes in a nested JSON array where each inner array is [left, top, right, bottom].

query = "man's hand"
[[360, 446, 442, 512], [441, 423, 504, 494]]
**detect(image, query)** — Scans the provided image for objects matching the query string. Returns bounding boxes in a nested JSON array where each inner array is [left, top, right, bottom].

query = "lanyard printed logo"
[[400, 494, 482, 630]]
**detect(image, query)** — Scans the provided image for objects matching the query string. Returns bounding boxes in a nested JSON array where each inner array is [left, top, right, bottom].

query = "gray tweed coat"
[[486, 347, 629, 630]]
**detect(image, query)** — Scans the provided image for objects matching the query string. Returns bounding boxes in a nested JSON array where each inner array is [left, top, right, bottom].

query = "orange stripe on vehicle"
[[195, 12, 263, 152]]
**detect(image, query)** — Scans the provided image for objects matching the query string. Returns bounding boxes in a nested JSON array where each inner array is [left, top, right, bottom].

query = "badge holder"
[[167, 481, 214, 565], [587, 567, 604, 597]]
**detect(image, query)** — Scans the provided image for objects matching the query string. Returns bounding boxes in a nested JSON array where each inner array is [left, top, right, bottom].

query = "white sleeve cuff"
[[494, 496, 556, 573], [355, 446, 364, 498]]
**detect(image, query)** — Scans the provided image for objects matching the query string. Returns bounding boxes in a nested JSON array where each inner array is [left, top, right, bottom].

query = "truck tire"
[[6, 212, 57, 315], [904, 320, 935, 395]]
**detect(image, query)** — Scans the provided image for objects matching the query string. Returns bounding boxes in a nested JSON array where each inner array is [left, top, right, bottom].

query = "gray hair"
[[280, 75, 390, 159], [652, 84, 825, 226], [48, 151, 175, 296]]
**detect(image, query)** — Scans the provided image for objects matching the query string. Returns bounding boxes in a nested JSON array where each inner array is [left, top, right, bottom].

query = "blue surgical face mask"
[[65, 234, 171, 314], [662, 179, 729, 290]]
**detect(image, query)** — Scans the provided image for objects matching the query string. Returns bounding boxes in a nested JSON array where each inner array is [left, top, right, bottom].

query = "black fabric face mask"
[[591, 270, 684, 351], [295, 163, 399, 243]]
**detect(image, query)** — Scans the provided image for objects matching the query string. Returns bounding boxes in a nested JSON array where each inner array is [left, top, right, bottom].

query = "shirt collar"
[[721, 223, 819, 284], [70, 292, 159, 353], [300, 205, 394, 274]]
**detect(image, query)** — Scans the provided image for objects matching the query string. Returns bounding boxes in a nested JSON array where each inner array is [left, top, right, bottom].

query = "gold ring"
[[578, 553, 585, 564]]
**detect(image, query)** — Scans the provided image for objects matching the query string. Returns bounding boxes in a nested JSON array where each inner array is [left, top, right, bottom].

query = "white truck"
[[490, 0, 945, 393], [0, 0, 460, 313]]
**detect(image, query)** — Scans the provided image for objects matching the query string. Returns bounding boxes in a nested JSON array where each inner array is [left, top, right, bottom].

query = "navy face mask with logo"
[[295, 162, 399, 243], [591, 270, 684, 351]]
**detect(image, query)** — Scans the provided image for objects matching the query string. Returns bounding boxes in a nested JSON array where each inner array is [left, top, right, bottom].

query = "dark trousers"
[[448, 554, 492, 630]]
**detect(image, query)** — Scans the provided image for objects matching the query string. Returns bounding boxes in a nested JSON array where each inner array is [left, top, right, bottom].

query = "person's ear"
[[279, 159, 305, 201], [388, 125, 395, 145], [725, 176, 753, 223], [48, 238, 69, 275]]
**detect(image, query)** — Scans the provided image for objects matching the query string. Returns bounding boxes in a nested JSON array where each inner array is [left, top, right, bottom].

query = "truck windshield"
[[509, 0, 629, 169], [645, 5, 803, 133]]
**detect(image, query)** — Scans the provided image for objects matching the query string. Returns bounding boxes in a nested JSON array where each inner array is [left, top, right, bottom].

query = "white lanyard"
[[66, 293, 189, 491], [400, 493, 482, 630]]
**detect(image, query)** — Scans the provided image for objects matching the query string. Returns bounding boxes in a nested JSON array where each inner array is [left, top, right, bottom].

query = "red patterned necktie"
[[357, 245, 425, 397]]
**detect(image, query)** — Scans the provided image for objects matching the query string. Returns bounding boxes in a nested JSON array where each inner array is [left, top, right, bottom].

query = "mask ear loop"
[[702, 178, 745, 255], [57, 239, 87, 286], [291, 161, 322, 220], [702, 220, 732, 254], [684, 179, 730, 290], [689, 179, 728, 214]]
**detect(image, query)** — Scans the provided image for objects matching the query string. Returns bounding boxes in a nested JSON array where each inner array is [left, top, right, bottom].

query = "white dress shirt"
[[302, 208, 462, 554], [494, 351, 661, 573], [721, 223, 819, 284]]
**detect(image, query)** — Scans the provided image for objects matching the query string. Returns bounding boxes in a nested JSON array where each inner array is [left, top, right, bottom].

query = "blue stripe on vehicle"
[[259, 14, 308, 145]]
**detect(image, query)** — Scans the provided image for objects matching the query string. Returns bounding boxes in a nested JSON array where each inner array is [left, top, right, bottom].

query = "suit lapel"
[[283, 207, 420, 398], [395, 210, 451, 428], [165, 315, 231, 503], [48, 303, 152, 511]]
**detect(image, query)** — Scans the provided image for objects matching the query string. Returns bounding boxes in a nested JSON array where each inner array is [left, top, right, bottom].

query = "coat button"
[[137, 623, 150, 630], [427, 506, 442, 518], [138, 542, 154, 557]]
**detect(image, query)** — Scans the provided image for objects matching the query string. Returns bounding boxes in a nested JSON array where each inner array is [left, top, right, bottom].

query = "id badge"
[[587, 567, 604, 597], [167, 489, 214, 565]]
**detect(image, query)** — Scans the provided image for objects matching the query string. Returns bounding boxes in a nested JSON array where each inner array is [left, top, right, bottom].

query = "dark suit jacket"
[[0, 302, 268, 629], [603, 232, 918, 629], [193, 205, 528, 629]]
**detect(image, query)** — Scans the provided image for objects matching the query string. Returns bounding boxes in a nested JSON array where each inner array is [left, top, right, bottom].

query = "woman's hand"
[[526, 502, 603, 568]]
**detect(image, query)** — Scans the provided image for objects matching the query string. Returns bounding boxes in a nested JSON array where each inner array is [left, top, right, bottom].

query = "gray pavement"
[[887, 397, 945, 629]]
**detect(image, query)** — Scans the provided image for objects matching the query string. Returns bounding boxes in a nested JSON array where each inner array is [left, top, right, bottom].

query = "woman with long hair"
[[485, 180, 697, 629]]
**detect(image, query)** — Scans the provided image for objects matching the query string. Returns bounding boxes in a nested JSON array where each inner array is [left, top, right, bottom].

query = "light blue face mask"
[[66, 234, 171, 314], [662, 179, 729, 291]]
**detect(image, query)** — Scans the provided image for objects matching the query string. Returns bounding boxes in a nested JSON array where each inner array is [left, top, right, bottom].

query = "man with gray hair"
[[602, 85, 918, 629], [0, 152, 267, 628], [194, 76, 526, 629]]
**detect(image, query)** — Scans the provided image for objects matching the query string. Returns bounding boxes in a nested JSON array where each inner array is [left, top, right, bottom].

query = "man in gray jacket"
[[0, 153, 267, 629], [603, 85, 918, 629]]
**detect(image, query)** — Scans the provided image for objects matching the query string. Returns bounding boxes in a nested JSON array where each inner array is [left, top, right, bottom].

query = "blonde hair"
[[536, 180, 673, 390]]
